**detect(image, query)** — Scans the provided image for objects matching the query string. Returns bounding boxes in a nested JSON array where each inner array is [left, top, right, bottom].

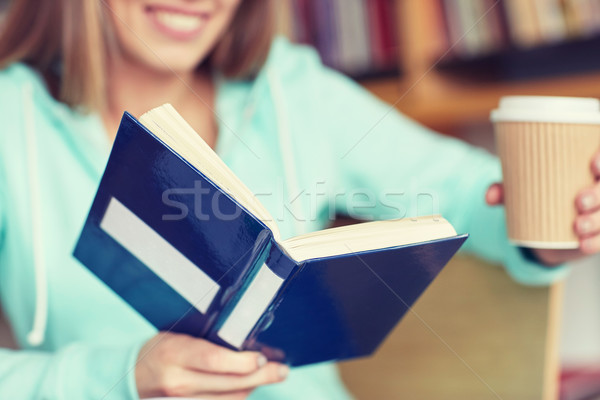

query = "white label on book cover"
[[100, 197, 219, 314], [218, 263, 284, 348]]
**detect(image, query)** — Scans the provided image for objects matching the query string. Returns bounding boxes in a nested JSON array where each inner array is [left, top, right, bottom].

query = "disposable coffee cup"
[[491, 96, 600, 249]]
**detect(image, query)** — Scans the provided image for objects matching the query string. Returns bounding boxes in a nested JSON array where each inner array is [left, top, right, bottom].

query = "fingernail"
[[581, 238, 593, 253], [278, 365, 289, 379], [581, 194, 596, 211], [257, 354, 267, 368], [579, 219, 593, 234]]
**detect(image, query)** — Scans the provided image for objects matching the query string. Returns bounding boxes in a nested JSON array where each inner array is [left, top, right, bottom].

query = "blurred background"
[[275, 1, 600, 399], [276, 0, 600, 143], [2, 0, 600, 398]]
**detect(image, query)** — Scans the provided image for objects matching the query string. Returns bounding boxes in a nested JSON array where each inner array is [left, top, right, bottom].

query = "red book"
[[374, 0, 399, 69], [367, 0, 386, 70], [291, 0, 314, 45]]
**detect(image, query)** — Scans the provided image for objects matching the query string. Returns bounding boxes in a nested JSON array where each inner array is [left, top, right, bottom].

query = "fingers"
[[179, 336, 266, 374], [136, 333, 287, 399], [575, 162, 600, 252], [575, 209, 600, 236], [177, 362, 288, 394], [575, 190, 600, 254], [576, 185, 600, 214], [157, 362, 288, 397], [200, 362, 288, 392], [580, 150, 600, 212], [591, 151, 600, 179], [195, 390, 254, 400], [580, 234, 600, 255], [485, 182, 503, 206]]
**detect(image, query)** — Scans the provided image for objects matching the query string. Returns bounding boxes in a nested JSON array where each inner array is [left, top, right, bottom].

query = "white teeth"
[[155, 11, 203, 32]]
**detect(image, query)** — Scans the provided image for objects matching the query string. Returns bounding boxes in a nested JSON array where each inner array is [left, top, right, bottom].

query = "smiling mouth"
[[146, 6, 208, 40]]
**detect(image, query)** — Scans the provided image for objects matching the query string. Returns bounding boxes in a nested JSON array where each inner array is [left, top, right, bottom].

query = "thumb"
[[485, 182, 504, 206]]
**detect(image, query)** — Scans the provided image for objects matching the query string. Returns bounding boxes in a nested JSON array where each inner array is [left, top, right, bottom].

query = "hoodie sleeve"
[[268, 37, 570, 286], [0, 341, 144, 399], [0, 185, 4, 249], [0, 169, 143, 398], [335, 92, 569, 286]]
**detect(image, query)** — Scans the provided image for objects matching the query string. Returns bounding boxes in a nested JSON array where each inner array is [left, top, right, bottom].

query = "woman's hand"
[[486, 151, 600, 266], [135, 332, 288, 399]]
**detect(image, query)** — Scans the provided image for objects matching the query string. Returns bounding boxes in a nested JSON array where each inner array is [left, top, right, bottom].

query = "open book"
[[74, 104, 468, 366]]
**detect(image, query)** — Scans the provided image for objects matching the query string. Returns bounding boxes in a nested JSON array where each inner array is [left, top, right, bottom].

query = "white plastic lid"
[[490, 96, 600, 124]]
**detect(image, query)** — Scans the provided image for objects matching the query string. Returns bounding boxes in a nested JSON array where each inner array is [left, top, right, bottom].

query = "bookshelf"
[[373, 1, 600, 132], [277, 0, 600, 132], [275, 0, 401, 79]]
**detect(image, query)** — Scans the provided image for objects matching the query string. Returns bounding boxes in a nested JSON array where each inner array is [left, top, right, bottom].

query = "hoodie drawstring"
[[266, 67, 305, 236], [23, 82, 47, 347]]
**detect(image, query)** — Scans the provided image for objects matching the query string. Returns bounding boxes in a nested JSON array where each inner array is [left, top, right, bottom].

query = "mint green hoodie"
[[0, 37, 568, 399]]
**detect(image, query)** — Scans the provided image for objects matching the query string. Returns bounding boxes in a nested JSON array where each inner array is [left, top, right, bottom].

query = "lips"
[[146, 5, 208, 40]]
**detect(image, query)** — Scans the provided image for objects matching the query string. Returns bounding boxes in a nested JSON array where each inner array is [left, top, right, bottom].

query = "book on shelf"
[[73, 104, 468, 366], [437, 0, 600, 58], [277, 0, 399, 79]]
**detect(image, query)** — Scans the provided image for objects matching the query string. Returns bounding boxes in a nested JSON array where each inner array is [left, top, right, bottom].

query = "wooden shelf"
[[362, 71, 600, 130], [436, 35, 600, 82]]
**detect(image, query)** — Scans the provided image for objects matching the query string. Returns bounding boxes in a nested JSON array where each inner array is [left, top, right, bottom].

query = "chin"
[[143, 48, 209, 75]]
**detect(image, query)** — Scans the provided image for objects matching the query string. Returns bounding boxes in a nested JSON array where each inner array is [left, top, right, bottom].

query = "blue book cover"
[[74, 107, 468, 367]]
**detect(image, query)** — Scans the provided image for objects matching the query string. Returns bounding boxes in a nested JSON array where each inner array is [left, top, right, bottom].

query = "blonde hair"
[[0, 0, 274, 110]]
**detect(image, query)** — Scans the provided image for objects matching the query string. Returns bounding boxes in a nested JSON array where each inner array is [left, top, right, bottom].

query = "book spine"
[[367, 0, 384, 70], [275, 0, 294, 39], [204, 231, 273, 341], [206, 239, 298, 349], [533, 0, 568, 43], [489, 0, 510, 50], [264, 241, 298, 280], [472, 0, 494, 55], [312, 0, 338, 69], [442, 0, 465, 55], [242, 245, 301, 357], [375, 0, 399, 70]]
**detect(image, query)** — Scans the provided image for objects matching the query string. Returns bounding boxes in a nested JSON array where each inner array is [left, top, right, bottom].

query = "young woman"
[[0, 0, 598, 398]]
